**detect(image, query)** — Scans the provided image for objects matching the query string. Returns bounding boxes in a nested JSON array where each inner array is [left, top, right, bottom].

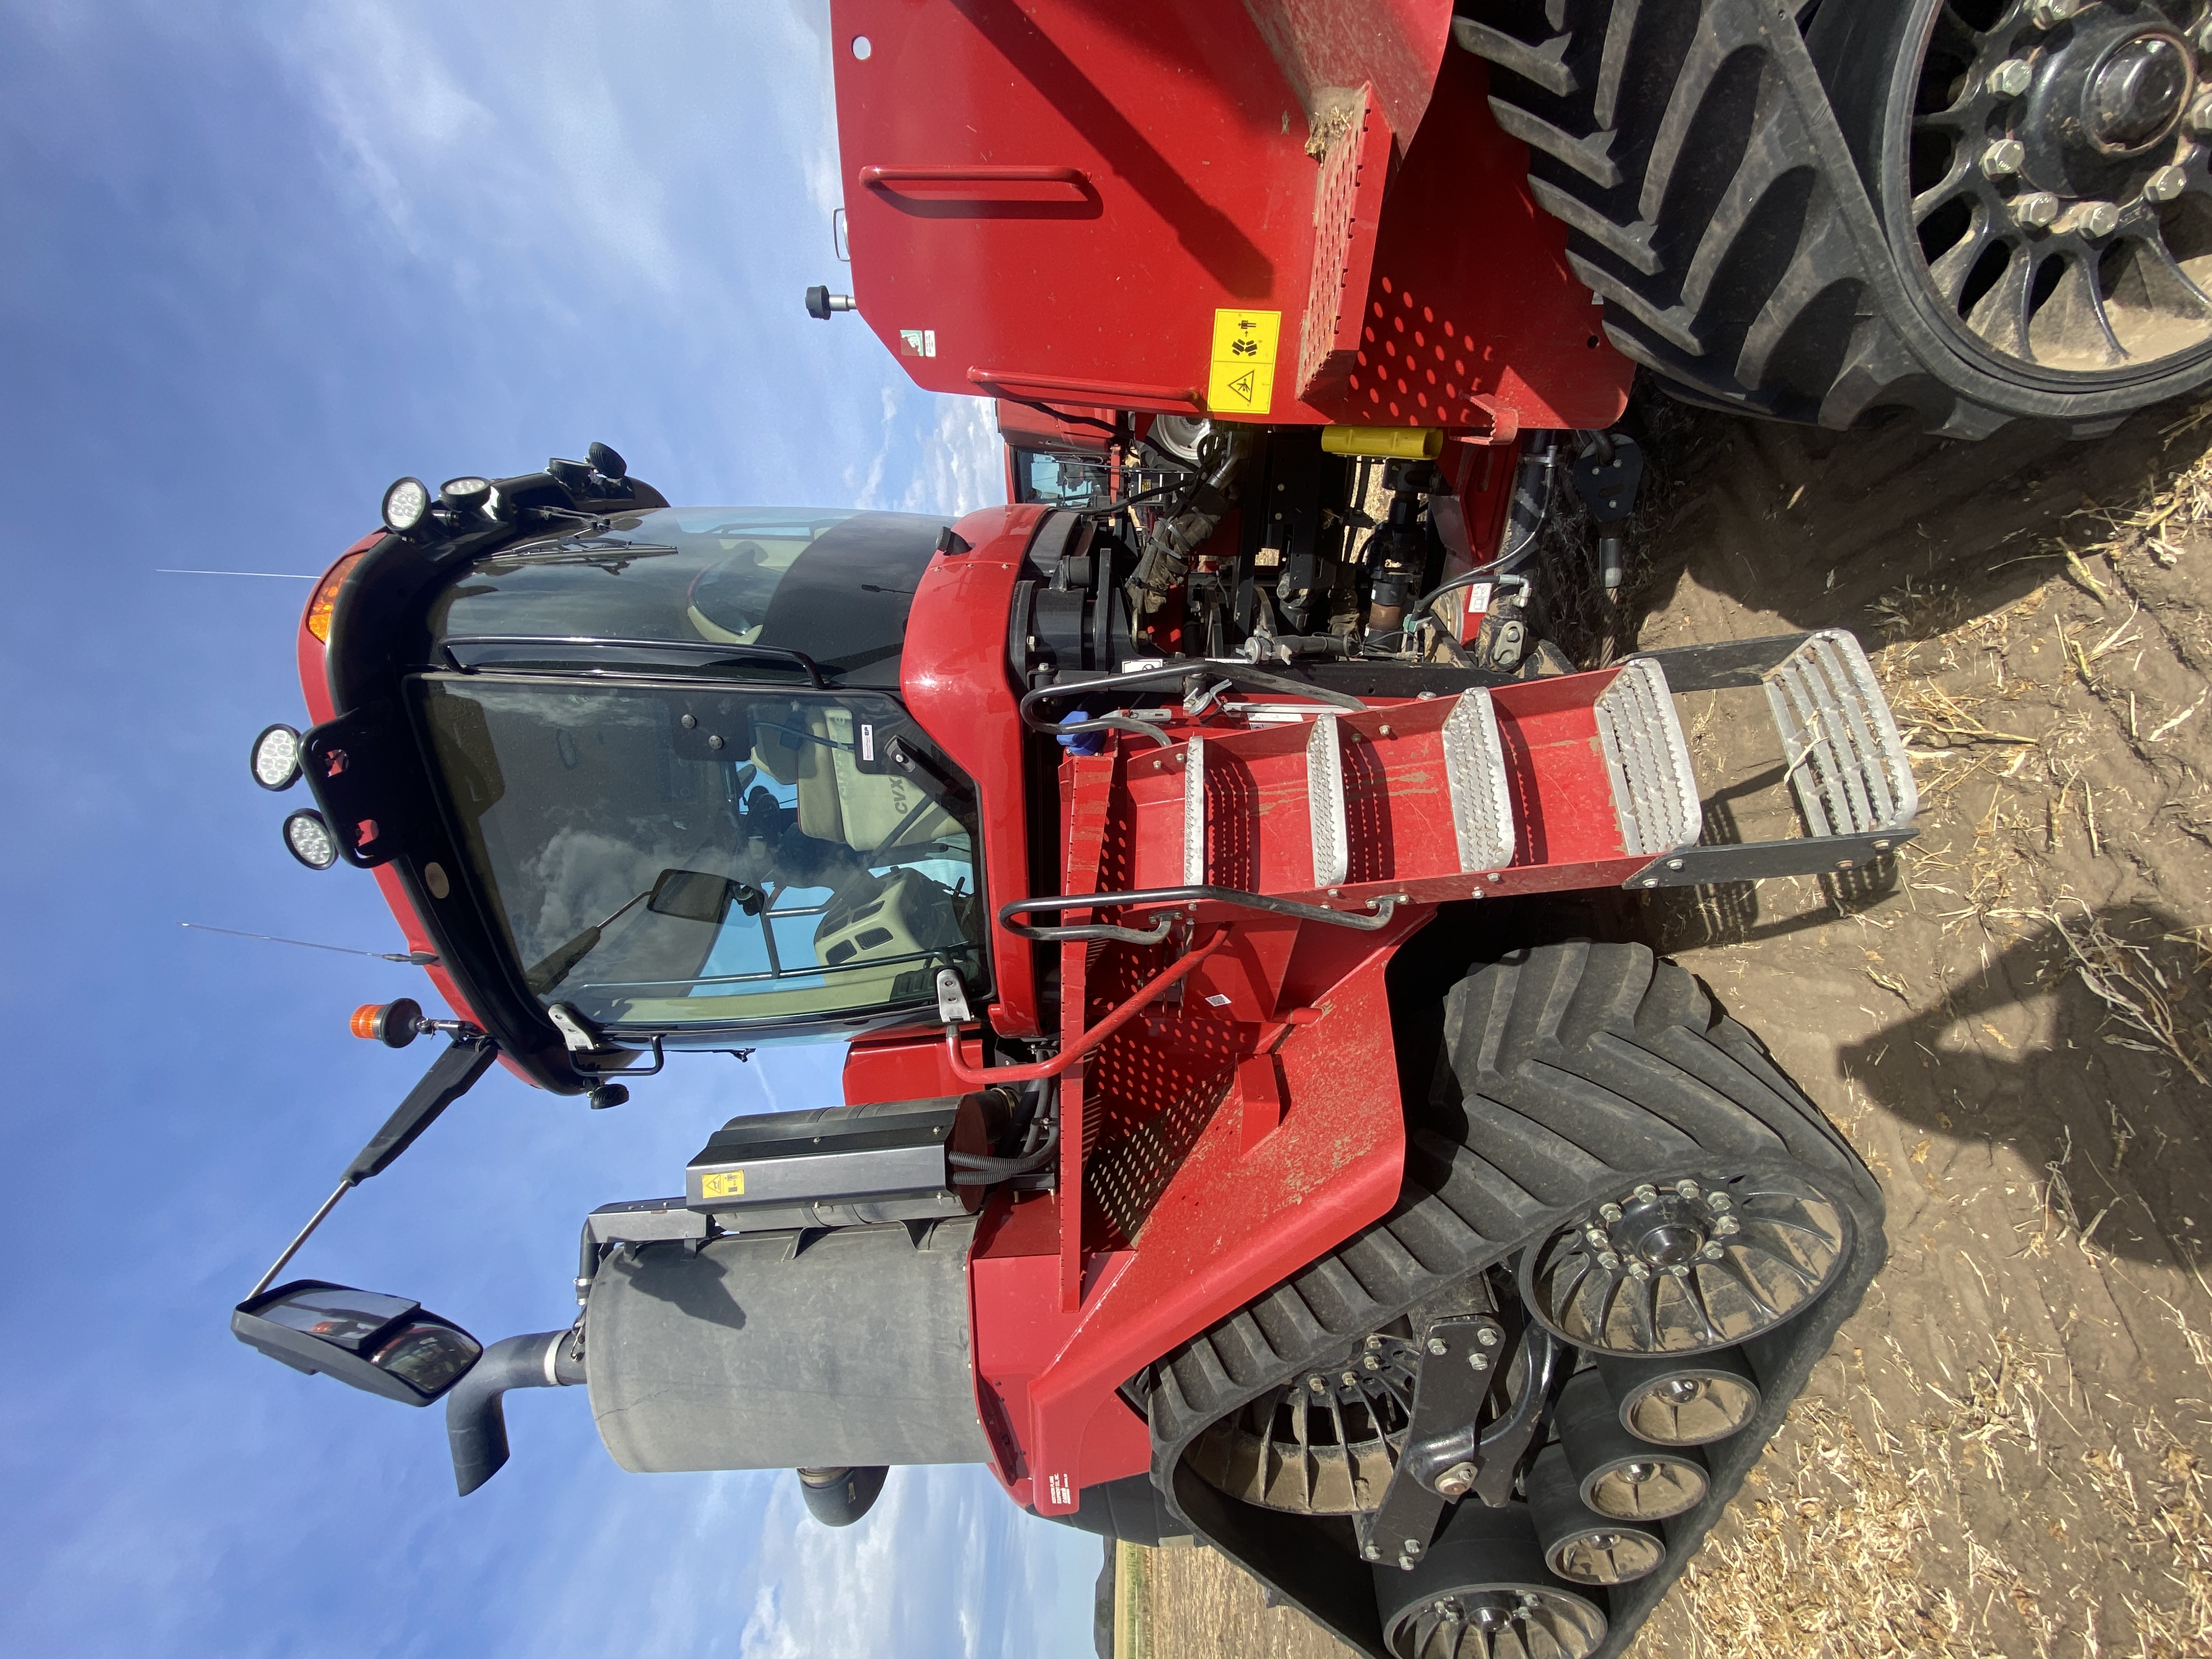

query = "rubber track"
[[1455, 0, 2212, 438], [1142, 941, 1886, 1659]]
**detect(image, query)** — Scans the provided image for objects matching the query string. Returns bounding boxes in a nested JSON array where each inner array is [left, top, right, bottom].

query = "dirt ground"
[[1139, 393, 2212, 1658]]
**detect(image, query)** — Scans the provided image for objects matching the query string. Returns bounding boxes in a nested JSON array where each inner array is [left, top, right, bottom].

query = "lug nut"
[[1701, 1242, 1726, 1260], [2075, 199, 2122, 236], [1365, 1334, 1384, 1351], [2013, 191, 2062, 228], [1476, 1326, 1500, 1347], [1341, 1370, 1359, 1387], [1626, 1260, 1652, 1280], [1308, 1374, 1328, 1393], [1427, 1336, 1449, 1357], [1596, 1250, 1622, 1271], [1632, 1184, 1658, 1203], [2190, 96, 2212, 134], [1712, 1214, 1741, 1237], [1469, 1351, 1491, 1372], [1706, 1192, 1733, 1214], [1980, 138, 2026, 178], [1666, 1263, 1691, 1278], [1599, 1201, 1624, 1223], [1987, 61, 2033, 98], [1674, 1178, 1702, 1200], [1363, 1353, 1382, 1372], [2148, 165, 2189, 202], [2028, 0, 2083, 24]]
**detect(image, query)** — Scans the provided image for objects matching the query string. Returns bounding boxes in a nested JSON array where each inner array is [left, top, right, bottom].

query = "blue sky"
[[0, 3, 1093, 1654]]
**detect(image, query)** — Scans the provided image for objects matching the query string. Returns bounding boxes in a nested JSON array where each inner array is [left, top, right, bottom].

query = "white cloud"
[[273, 3, 688, 292], [900, 396, 1003, 517]]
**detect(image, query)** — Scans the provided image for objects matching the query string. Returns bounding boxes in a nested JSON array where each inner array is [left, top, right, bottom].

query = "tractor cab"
[[289, 468, 990, 1088]]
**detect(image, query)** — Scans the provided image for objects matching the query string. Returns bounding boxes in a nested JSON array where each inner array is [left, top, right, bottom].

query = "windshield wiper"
[[524, 870, 764, 996], [484, 540, 680, 576], [524, 889, 659, 996]]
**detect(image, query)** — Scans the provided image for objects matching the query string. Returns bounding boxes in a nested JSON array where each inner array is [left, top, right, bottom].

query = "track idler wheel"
[[1376, 1502, 1607, 1659], [1519, 1169, 1850, 1358]]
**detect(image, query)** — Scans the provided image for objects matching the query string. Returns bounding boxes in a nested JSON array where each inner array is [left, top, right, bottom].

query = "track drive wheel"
[[1458, 0, 2212, 435], [1149, 942, 1884, 1659], [1812, 0, 2212, 391]]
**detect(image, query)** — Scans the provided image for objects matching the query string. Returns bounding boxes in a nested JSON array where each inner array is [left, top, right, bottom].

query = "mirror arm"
[[246, 1178, 357, 1301], [343, 1032, 499, 1183], [246, 1034, 500, 1299]]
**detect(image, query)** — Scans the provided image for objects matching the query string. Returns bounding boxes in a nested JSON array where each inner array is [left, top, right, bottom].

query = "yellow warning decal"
[[699, 1170, 745, 1199], [1207, 308, 1281, 415]]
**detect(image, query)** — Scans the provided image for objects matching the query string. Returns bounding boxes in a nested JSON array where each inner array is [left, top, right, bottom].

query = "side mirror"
[[647, 867, 761, 923], [234, 1280, 482, 1406]]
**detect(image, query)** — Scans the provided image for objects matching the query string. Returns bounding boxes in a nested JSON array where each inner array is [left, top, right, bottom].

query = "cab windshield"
[[430, 506, 945, 687], [415, 676, 983, 1032]]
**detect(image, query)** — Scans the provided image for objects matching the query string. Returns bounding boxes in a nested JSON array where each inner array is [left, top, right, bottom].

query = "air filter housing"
[[685, 1096, 997, 1231], [586, 1215, 989, 1473]]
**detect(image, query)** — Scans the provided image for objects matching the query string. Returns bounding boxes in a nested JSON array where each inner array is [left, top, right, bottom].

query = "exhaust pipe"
[[795, 1465, 889, 1527], [446, 1330, 585, 1496]]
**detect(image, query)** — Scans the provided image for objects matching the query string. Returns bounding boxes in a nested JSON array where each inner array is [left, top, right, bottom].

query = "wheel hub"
[[1895, 0, 2212, 374], [2012, 9, 2197, 191], [2086, 32, 2193, 150]]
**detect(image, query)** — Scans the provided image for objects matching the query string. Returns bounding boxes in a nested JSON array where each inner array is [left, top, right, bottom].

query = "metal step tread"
[[1595, 658, 1701, 857], [1764, 630, 1917, 837]]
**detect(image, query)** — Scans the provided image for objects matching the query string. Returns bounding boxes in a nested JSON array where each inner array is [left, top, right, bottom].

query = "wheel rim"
[[1615, 1367, 1762, 1446], [1895, 0, 2212, 377], [1183, 1326, 1422, 1513], [1520, 1172, 1850, 1356], [1545, 1526, 1665, 1588], [1385, 1588, 1607, 1659]]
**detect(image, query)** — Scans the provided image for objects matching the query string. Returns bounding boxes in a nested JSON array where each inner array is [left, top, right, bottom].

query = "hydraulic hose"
[[445, 1330, 586, 1496], [1126, 426, 1259, 604], [947, 1120, 1061, 1185]]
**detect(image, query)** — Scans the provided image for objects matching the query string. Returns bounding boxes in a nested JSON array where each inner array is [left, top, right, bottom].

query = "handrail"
[[968, 368, 1203, 409], [1001, 887, 1404, 943], [861, 165, 1088, 188], [940, 932, 1226, 1085], [1018, 658, 1367, 726]]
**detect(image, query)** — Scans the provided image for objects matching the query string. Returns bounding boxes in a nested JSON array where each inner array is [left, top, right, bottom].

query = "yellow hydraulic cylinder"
[[1318, 425, 1444, 460]]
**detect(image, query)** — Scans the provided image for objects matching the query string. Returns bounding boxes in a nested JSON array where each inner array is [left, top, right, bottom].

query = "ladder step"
[[1594, 659, 1700, 857], [1307, 713, 1348, 888], [1441, 689, 1515, 872], [1764, 629, 1917, 836]]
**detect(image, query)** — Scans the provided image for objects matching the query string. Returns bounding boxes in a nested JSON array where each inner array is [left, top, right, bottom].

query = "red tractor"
[[229, 5, 2208, 1655]]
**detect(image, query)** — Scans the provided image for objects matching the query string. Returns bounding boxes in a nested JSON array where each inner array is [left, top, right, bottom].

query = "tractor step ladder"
[[1114, 628, 1915, 911]]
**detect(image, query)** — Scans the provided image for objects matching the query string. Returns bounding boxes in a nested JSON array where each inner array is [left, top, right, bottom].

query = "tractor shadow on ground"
[[1820, 900, 2212, 1272]]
